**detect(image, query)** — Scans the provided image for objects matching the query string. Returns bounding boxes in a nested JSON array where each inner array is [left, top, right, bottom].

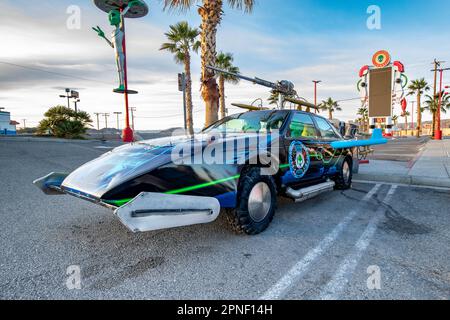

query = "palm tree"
[[403, 111, 410, 136], [357, 106, 369, 133], [320, 98, 342, 120], [160, 21, 200, 135], [267, 91, 299, 109], [407, 78, 430, 138], [216, 52, 240, 119], [424, 91, 450, 119], [163, 0, 255, 127], [392, 115, 399, 126]]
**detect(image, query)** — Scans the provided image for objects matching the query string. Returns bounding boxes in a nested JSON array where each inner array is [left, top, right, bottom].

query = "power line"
[[0, 60, 112, 85], [135, 110, 203, 119]]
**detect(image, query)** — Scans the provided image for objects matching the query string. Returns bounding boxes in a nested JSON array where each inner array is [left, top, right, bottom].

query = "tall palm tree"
[[164, 0, 255, 127], [320, 98, 342, 120], [407, 78, 430, 138], [160, 21, 200, 135], [424, 91, 450, 118], [216, 52, 240, 119]]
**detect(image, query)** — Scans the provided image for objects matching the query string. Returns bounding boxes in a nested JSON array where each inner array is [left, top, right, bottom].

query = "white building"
[[0, 111, 18, 135]]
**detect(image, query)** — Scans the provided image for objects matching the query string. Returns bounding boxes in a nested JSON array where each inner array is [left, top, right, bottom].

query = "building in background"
[[0, 111, 18, 135]]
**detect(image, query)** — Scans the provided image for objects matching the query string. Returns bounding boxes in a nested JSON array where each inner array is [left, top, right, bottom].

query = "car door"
[[312, 116, 344, 175], [283, 112, 324, 186]]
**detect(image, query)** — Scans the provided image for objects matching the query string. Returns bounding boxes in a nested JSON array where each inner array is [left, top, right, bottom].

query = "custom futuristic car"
[[34, 110, 387, 235]]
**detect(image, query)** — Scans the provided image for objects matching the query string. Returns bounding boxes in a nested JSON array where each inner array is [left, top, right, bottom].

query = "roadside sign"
[[369, 67, 393, 118], [178, 73, 186, 92], [71, 90, 79, 99], [372, 50, 391, 68]]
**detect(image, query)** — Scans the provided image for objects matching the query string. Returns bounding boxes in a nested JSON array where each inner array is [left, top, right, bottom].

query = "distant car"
[[34, 110, 386, 235]]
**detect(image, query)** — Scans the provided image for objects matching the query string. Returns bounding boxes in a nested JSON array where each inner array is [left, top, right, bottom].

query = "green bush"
[[37, 106, 92, 139]]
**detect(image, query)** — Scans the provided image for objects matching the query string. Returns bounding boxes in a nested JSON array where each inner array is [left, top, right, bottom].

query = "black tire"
[[334, 157, 353, 190], [226, 168, 277, 235]]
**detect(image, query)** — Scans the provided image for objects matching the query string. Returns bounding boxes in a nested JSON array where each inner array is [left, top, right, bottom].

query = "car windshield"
[[203, 111, 289, 134]]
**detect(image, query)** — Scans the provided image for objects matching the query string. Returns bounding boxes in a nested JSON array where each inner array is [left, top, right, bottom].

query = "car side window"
[[314, 117, 340, 140], [287, 113, 317, 139]]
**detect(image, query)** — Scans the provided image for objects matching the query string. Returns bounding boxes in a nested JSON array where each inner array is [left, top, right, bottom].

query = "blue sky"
[[1, 0, 450, 130]]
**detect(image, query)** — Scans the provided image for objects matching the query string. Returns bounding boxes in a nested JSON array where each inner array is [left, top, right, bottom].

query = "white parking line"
[[318, 185, 398, 300], [260, 184, 382, 300]]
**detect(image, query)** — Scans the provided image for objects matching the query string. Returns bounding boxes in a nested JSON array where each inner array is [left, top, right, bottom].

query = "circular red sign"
[[372, 50, 391, 68]]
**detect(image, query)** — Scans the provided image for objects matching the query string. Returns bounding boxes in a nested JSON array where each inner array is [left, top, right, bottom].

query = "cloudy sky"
[[1, 0, 450, 130]]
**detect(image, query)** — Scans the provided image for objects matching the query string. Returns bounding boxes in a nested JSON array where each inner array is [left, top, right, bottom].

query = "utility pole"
[[22, 119, 26, 129], [103, 113, 110, 129], [312, 80, 322, 114], [435, 67, 450, 140], [114, 112, 122, 130], [431, 60, 444, 137], [130, 107, 136, 131], [94, 113, 101, 130]]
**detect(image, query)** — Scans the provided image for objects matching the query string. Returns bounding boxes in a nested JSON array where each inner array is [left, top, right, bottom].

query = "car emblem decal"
[[289, 141, 311, 179]]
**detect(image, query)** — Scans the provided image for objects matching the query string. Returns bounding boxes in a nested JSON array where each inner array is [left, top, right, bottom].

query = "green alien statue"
[[92, 0, 143, 93]]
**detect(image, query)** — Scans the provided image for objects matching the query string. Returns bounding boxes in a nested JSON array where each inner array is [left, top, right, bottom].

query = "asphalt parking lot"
[[368, 136, 429, 162], [1, 138, 450, 300]]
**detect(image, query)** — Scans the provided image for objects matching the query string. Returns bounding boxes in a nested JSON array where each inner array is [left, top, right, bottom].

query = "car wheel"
[[334, 157, 353, 190], [226, 168, 277, 235]]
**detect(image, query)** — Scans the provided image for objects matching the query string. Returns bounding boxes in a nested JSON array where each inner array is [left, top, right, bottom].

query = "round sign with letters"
[[372, 50, 391, 68]]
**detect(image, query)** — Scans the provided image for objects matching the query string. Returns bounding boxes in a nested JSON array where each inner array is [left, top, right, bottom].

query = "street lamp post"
[[313, 80, 322, 114], [59, 88, 71, 109]]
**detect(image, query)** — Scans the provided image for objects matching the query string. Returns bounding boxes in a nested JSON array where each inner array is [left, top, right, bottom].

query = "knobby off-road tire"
[[226, 168, 277, 235], [334, 157, 353, 190]]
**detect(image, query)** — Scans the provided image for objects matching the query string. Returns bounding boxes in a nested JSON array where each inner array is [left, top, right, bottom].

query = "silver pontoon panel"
[[114, 193, 221, 233]]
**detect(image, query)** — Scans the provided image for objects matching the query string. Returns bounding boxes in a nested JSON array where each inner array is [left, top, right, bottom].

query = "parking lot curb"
[[354, 173, 450, 189]]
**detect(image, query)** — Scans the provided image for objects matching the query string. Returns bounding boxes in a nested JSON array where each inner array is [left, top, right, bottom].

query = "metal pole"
[[411, 101, 415, 135], [120, 7, 133, 142], [104, 113, 109, 129], [436, 69, 443, 140], [94, 113, 100, 130], [130, 107, 136, 130], [278, 94, 284, 110], [182, 74, 187, 131], [114, 112, 122, 130], [313, 80, 321, 114]]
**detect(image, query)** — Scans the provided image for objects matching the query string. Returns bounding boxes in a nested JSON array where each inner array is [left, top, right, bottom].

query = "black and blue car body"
[[34, 110, 387, 235]]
